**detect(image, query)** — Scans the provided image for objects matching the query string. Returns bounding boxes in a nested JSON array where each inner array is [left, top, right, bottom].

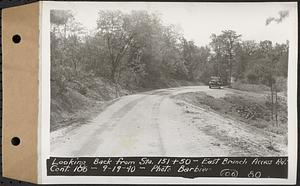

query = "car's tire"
[[209, 85, 211, 89]]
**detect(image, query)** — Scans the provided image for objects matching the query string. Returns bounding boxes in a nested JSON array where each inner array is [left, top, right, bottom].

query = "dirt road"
[[51, 86, 286, 156]]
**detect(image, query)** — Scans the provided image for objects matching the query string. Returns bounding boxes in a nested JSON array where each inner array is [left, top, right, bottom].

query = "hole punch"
[[11, 137, 21, 146], [12, 34, 21, 44]]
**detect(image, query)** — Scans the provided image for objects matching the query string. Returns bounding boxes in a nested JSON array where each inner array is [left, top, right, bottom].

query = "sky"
[[48, 2, 297, 46]]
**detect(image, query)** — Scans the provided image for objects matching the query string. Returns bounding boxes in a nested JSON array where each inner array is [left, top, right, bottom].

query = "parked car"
[[209, 76, 222, 89]]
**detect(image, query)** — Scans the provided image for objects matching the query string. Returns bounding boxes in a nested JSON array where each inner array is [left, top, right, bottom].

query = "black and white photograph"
[[48, 2, 296, 158]]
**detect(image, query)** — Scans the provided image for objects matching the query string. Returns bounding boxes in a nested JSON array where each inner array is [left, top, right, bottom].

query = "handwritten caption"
[[47, 157, 287, 178]]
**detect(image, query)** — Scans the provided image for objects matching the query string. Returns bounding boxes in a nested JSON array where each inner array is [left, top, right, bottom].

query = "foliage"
[[266, 10, 289, 25], [50, 10, 289, 96]]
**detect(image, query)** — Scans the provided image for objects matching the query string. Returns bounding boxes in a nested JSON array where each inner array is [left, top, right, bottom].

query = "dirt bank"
[[172, 89, 288, 153]]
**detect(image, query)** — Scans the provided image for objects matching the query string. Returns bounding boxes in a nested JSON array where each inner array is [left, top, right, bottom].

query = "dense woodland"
[[51, 10, 288, 88], [50, 10, 289, 128]]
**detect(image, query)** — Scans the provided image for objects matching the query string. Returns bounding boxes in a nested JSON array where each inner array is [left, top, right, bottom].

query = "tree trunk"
[[229, 61, 232, 87], [64, 24, 67, 39], [111, 67, 120, 98], [228, 52, 233, 87], [275, 84, 278, 127], [111, 65, 116, 83], [270, 83, 274, 122], [217, 54, 221, 77]]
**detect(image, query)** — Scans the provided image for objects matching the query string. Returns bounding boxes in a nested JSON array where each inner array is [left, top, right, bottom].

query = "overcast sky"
[[49, 2, 297, 46]]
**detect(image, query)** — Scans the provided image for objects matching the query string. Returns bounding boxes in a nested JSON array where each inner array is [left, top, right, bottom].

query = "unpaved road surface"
[[51, 86, 287, 156]]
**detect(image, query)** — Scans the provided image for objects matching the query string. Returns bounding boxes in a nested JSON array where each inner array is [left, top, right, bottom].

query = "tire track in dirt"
[[72, 95, 148, 155], [150, 96, 167, 155]]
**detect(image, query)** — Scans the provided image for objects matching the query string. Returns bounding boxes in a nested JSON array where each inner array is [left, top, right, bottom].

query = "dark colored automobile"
[[209, 76, 222, 89]]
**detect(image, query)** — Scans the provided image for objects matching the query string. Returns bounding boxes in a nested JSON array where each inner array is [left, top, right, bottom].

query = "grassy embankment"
[[173, 83, 288, 140], [50, 76, 130, 131]]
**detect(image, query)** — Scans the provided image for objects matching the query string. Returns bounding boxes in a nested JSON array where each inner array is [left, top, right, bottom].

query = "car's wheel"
[[209, 85, 211, 89]]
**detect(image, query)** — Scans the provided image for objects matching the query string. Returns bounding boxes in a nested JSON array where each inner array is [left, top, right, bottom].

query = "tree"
[[181, 38, 210, 81], [219, 30, 241, 85], [266, 10, 289, 25], [249, 40, 289, 126], [234, 40, 258, 80], [210, 34, 225, 80], [96, 10, 135, 84], [209, 30, 241, 85], [51, 10, 73, 37]]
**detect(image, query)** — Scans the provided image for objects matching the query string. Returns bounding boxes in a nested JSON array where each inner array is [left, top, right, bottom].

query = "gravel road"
[[51, 86, 286, 156]]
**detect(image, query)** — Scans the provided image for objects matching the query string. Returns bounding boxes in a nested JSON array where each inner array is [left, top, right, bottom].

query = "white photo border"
[[38, 1, 298, 184]]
